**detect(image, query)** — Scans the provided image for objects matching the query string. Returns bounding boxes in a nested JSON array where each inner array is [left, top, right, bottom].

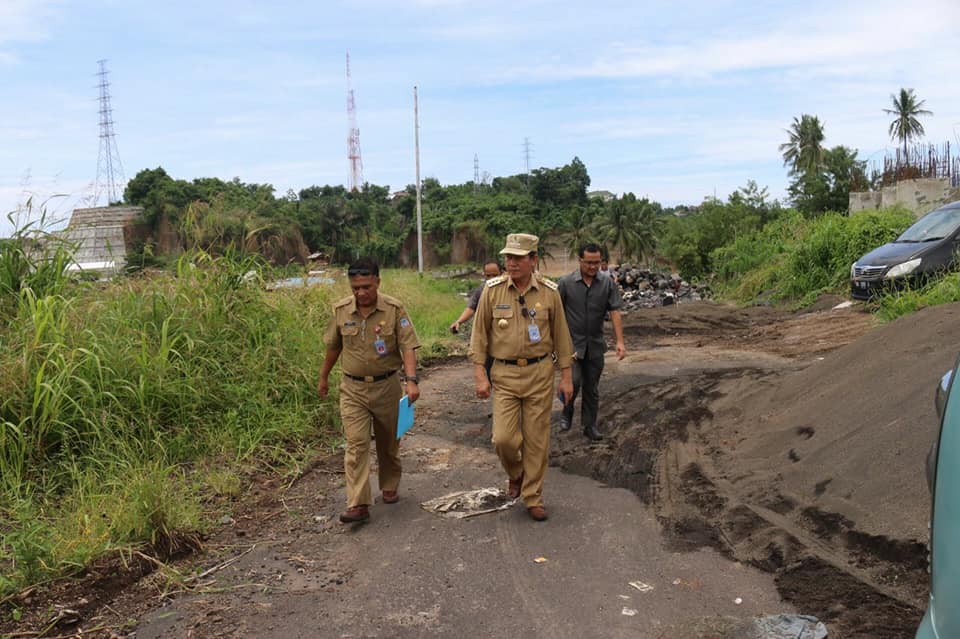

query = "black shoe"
[[559, 415, 572, 432], [583, 424, 603, 441]]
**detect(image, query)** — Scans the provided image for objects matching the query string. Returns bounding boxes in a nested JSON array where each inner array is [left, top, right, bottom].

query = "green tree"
[[788, 146, 869, 216], [779, 115, 825, 176], [884, 88, 933, 158], [592, 194, 661, 263]]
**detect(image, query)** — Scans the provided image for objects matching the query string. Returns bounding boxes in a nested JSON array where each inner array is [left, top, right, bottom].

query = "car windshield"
[[897, 206, 960, 242]]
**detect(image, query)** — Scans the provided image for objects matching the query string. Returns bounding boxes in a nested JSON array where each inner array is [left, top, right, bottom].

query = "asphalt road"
[[136, 429, 788, 639]]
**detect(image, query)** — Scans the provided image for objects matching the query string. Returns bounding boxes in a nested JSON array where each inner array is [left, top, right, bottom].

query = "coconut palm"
[[563, 205, 598, 257], [779, 114, 825, 176], [884, 88, 933, 158], [592, 194, 661, 264]]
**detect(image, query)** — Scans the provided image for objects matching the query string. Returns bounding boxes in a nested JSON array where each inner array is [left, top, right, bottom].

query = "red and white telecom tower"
[[346, 52, 363, 192]]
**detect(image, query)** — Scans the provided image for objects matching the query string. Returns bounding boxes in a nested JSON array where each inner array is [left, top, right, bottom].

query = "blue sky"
[[3, 0, 960, 235]]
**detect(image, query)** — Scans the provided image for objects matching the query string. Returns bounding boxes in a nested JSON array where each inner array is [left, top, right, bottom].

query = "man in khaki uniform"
[[318, 257, 421, 524], [470, 233, 575, 521]]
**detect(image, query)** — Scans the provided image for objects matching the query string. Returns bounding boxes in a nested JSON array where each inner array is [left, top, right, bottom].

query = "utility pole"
[[414, 86, 423, 274], [94, 59, 125, 206]]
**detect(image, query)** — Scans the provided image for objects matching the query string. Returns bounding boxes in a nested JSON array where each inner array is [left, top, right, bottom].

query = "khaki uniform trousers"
[[339, 376, 403, 508], [490, 357, 555, 508]]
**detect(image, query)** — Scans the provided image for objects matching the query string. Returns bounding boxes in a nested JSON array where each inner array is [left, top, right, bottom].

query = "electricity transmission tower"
[[473, 153, 480, 192], [523, 137, 533, 183], [346, 52, 364, 192], [94, 59, 125, 206]]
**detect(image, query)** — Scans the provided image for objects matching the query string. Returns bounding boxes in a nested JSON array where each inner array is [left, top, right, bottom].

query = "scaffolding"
[[872, 142, 959, 188]]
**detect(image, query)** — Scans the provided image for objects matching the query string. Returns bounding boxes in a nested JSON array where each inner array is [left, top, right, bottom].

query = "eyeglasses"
[[347, 268, 373, 277], [518, 294, 529, 318]]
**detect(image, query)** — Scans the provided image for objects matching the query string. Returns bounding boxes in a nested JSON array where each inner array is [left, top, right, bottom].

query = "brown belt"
[[343, 370, 397, 382], [495, 354, 548, 367]]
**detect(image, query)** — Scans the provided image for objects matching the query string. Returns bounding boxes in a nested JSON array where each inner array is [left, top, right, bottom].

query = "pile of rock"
[[612, 265, 711, 310]]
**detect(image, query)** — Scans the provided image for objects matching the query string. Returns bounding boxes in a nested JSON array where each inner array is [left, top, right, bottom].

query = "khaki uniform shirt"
[[470, 274, 574, 368], [323, 293, 421, 377]]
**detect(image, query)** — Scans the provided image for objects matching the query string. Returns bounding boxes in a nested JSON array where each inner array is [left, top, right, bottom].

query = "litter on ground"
[[420, 487, 517, 519]]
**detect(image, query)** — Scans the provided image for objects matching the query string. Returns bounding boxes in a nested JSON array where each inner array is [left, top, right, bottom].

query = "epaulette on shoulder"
[[333, 295, 353, 308], [486, 275, 508, 288], [537, 274, 559, 290], [379, 292, 403, 307]]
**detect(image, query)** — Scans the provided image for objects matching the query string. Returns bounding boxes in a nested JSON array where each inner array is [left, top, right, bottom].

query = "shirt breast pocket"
[[341, 325, 360, 341], [492, 307, 513, 327]]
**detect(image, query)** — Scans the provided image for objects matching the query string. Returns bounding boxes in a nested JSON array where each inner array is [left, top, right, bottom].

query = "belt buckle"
[[517, 358, 528, 367], [364, 375, 374, 382]]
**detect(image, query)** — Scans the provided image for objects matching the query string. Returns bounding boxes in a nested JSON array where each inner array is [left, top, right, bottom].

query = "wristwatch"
[[405, 375, 419, 384]]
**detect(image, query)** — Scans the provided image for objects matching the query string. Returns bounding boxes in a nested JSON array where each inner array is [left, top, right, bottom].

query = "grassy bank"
[[875, 272, 960, 321], [711, 207, 916, 307], [0, 239, 466, 598]]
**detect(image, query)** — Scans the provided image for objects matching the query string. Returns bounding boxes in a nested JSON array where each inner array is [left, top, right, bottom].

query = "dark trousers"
[[562, 352, 605, 429]]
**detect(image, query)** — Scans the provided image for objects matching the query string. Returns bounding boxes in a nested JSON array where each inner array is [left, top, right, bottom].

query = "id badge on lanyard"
[[527, 308, 541, 343]]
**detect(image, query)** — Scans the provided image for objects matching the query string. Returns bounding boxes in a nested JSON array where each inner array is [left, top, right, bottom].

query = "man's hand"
[[406, 380, 421, 403], [449, 321, 460, 334], [616, 341, 626, 360], [317, 377, 330, 399], [475, 365, 491, 399], [557, 378, 574, 405]]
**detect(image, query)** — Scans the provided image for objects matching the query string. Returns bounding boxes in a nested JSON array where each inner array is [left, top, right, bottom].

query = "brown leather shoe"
[[507, 474, 523, 499], [339, 506, 370, 523], [528, 506, 548, 521], [382, 490, 399, 504]]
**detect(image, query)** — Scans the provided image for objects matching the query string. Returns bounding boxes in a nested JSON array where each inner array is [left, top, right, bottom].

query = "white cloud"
[[507, 1, 959, 82], [0, 0, 59, 62]]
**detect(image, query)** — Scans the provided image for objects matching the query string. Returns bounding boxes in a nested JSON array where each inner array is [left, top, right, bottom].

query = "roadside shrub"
[[712, 206, 914, 305], [876, 272, 960, 321]]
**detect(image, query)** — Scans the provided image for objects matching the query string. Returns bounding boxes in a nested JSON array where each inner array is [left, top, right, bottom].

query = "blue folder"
[[397, 395, 415, 439]]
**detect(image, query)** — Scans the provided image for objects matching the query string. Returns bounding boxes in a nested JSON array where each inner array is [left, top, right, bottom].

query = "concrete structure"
[[61, 206, 143, 275], [850, 177, 960, 218]]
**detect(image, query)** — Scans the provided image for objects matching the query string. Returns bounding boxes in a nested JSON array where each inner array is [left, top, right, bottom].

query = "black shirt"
[[557, 270, 623, 359]]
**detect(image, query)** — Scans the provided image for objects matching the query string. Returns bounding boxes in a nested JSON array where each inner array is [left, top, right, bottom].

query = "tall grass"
[[875, 272, 960, 321], [712, 207, 915, 306], [0, 220, 467, 596]]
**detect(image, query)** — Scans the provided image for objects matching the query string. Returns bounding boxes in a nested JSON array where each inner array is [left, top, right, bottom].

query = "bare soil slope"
[[554, 300, 959, 638]]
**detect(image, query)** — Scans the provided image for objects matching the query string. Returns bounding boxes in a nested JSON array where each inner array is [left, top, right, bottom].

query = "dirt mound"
[[716, 302, 960, 542], [552, 301, 960, 637]]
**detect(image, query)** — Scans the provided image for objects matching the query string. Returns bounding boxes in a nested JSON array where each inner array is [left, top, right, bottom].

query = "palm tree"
[[563, 205, 598, 257], [779, 114, 825, 176], [884, 88, 933, 158], [631, 199, 661, 264], [593, 197, 636, 263], [591, 194, 661, 264]]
